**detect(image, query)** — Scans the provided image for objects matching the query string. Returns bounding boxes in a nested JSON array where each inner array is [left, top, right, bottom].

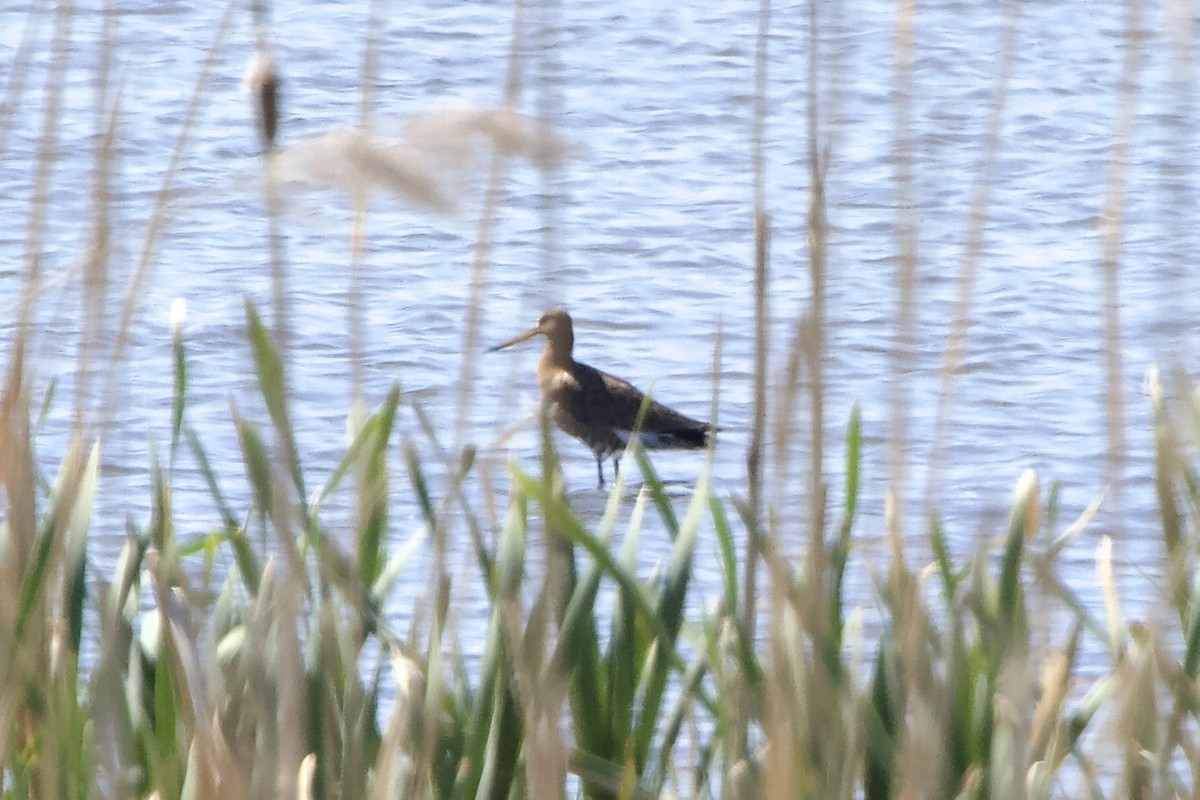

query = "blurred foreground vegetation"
[[4, 1, 1200, 799], [3, 302, 1200, 800]]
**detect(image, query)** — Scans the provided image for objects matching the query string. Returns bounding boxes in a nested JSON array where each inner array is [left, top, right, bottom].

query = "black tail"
[[638, 423, 710, 450], [673, 424, 711, 448]]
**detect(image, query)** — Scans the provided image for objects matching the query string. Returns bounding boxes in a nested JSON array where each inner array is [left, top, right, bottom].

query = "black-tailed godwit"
[[490, 308, 712, 487]]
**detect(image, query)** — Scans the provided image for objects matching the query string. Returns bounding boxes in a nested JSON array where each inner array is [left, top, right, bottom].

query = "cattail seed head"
[[243, 51, 281, 151]]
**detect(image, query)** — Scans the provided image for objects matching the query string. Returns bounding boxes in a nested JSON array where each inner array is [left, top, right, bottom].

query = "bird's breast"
[[539, 366, 580, 399]]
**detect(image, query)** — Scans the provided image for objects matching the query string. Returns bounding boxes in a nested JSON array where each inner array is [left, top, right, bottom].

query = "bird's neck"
[[538, 341, 573, 371]]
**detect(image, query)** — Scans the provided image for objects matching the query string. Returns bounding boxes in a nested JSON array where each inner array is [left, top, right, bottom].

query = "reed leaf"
[[170, 308, 187, 470], [403, 440, 437, 531], [64, 441, 99, 655], [630, 475, 709, 774], [315, 401, 391, 510], [454, 622, 496, 800], [632, 445, 678, 538], [864, 639, 900, 800], [930, 514, 958, 604], [997, 470, 1039, 635], [1184, 589, 1200, 678], [358, 386, 400, 588], [233, 410, 273, 524], [604, 490, 648, 760], [474, 662, 522, 800], [651, 650, 709, 787], [244, 299, 306, 503], [830, 404, 862, 673], [709, 492, 737, 620], [513, 468, 671, 646], [370, 529, 426, 607], [228, 527, 263, 597], [185, 425, 241, 532]]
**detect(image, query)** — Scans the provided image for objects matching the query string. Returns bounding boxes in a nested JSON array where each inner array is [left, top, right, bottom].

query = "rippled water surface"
[[3, 0, 1198, 656]]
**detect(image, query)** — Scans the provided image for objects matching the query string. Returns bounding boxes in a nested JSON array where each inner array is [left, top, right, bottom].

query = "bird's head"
[[488, 307, 575, 356]]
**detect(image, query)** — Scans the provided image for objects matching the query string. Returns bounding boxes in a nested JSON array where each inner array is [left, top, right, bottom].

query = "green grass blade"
[[1184, 588, 1200, 678], [403, 440, 436, 531], [35, 377, 58, 434], [153, 635, 180, 795], [864, 640, 899, 800], [370, 529, 426, 606], [514, 468, 670, 646], [473, 661, 522, 800], [458, 449, 495, 598], [709, 493, 738, 620], [568, 749, 659, 800], [314, 407, 384, 511], [66, 543, 88, 655], [540, 492, 611, 759], [930, 514, 957, 603], [632, 446, 678, 538], [660, 475, 708, 638], [604, 490, 648, 754], [244, 299, 306, 502], [13, 514, 58, 647], [358, 387, 401, 588], [830, 403, 862, 661], [65, 440, 99, 653], [458, 519, 523, 800], [841, 402, 862, 528], [998, 470, 1038, 629], [651, 651, 708, 786], [233, 410, 273, 522], [184, 425, 240, 531], [170, 314, 187, 470], [228, 527, 262, 596], [632, 476, 708, 768], [149, 451, 172, 554]]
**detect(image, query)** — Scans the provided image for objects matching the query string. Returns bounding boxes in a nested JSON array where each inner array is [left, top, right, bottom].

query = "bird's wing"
[[559, 363, 639, 429], [570, 363, 709, 448]]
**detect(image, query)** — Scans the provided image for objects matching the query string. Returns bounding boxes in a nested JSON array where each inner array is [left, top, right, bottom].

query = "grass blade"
[[244, 299, 306, 504]]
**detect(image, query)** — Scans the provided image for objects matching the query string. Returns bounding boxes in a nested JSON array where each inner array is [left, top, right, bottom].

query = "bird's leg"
[[613, 456, 620, 481], [596, 456, 606, 489]]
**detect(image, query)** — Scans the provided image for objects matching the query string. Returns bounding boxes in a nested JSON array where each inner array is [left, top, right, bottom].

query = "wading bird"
[[489, 308, 713, 487]]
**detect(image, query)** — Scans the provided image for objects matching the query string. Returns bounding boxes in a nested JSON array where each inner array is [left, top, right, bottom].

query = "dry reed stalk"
[[271, 576, 309, 800], [0, 3, 42, 159], [443, 16, 532, 773], [347, 0, 385, 408], [0, 2, 72, 768], [9, 0, 69, 416], [77, 0, 117, 431], [530, 0, 566, 302], [453, 0, 529, 456], [103, 0, 238, 422], [505, 591, 571, 799], [803, 0, 829, 613], [20, 1, 72, 335], [888, 0, 917, 552], [745, 0, 770, 648], [734, 1, 771, 790], [925, 1, 1021, 518], [1098, 0, 1145, 520]]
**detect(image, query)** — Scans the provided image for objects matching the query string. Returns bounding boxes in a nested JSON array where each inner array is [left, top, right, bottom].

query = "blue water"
[[2, 0, 1198, 672]]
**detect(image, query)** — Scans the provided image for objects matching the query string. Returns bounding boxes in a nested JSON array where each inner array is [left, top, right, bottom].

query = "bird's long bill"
[[486, 325, 541, 353]]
